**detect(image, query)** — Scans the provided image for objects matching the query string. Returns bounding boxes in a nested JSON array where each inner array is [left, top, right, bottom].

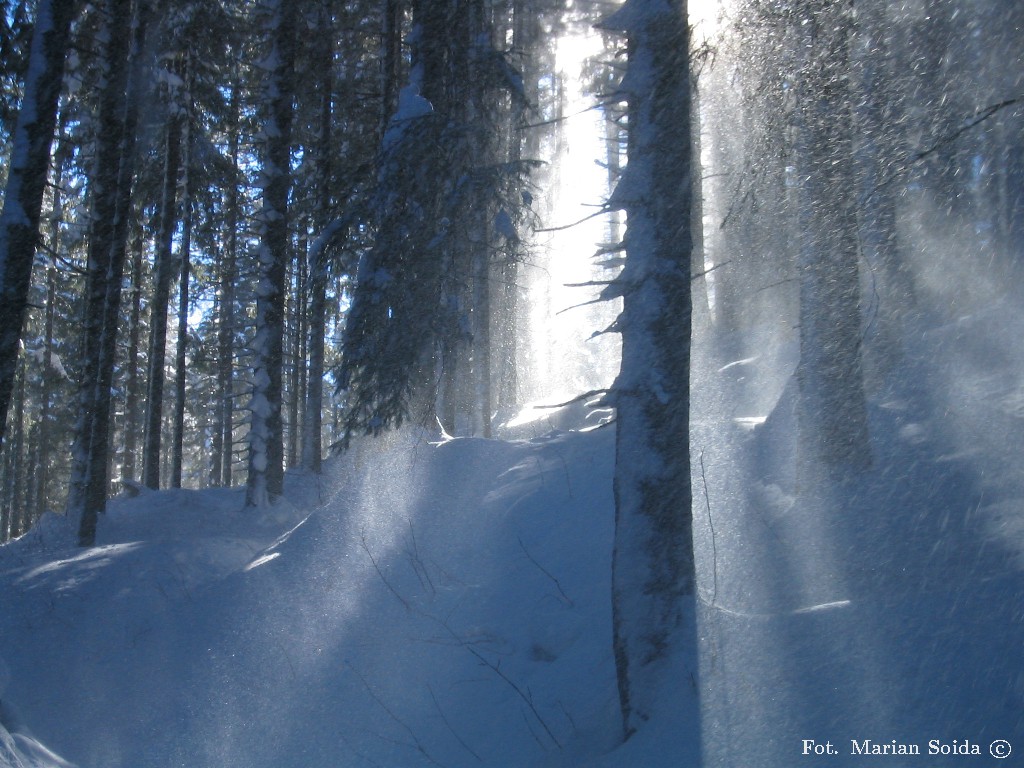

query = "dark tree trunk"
[[142, 110, 184, 489], [3, 357, 27, 537], [32, 138, 69, 518], [0, 0, 74, 446], [796, 0, 871, 473], [70, 0, 151, 547], [852, 0, 915, 384], [246, 0, 297, 507], [302, 6, 333, 474], [212, 78, 241, 488], [286, 247, 304, 469], [32, 247, 58, 517], [121, 230, 144, 485], [303, 259, 327, 472], [471, 243, 493, 438], [171, 120, 193, 488], [379, 0, 403, 147], [468, 0, 494, 439], [601, 0, 698, 742]]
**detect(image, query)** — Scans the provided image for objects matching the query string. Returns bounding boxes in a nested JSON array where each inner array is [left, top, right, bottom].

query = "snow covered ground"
[[693, 299, 1024, 766], [2, 305, 1023, 767], [2, 416, 698, 767]]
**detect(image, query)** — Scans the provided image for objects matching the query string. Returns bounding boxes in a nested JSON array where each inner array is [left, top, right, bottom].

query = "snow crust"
[[0, 418, 669, 767], [3, 275, 1023, 768], [692, 296, 1024, 766]]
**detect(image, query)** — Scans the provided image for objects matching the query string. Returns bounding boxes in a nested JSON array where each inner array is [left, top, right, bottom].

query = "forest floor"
[[693, 297, 1024, 766], [1, 303, 1023, 767], [0, 407, 696, 768]]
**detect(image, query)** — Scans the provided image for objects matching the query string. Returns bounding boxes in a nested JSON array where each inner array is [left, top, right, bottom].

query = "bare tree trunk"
[[70, 0, 151, 546], [8, 358, 27, 534], [0, 0, 74, 446], [471, 245, 493, 438], [212, 78, 241, 487], [469, 0, 494, 438], [171, 118, 193, 488], [32, 138, 69, 517], [32, 250, 58, 516], [852, 0, 914, 385], [142, 109, 183, 490], [246, 0, 297, 507], [286, 245, 304, 469], [295, 252, 307, 466], [379, 0, 403, 142], [601, 0, 697, 742], [303, 267, 327, 471], [796, 0, 871, 473], [302, 12, 332, 473], [2, 358, 28, 539], [121, 230, 144, 485]]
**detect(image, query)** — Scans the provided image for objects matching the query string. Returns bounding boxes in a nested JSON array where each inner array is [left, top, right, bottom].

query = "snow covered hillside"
[[693, 297, 1024, 767], [2, 304, 1023, 768], [1, 421, 699, 768]]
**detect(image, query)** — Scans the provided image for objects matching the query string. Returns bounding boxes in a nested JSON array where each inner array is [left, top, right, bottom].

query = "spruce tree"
[[245, 0, 299, 507], [600, 0, 698, 741], [69, 0, 151, 546], [0, 0, 75, 446]]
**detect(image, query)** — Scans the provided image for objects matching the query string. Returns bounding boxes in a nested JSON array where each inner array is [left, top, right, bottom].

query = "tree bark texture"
[[602, 0, 698, 742], [171, 119, 193, 488], [70, 0, 150, 546], [212, 78, 241, 488], [0, 0, 74, 447], [302, 7, 334, 474], [143, 109, 184, 489], [796, 0, 871, 473], [246, 0, 297, 507]]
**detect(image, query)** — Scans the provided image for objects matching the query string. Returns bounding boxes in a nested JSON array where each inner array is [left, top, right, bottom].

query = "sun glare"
[[523, 1, 722, 409], [524, 24, 619, 407]]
